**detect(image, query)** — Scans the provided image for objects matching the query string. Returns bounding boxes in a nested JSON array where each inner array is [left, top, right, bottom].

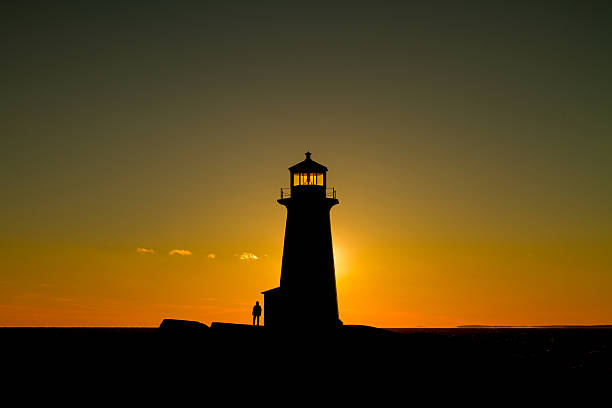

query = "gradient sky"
[[1, 1, 611, 327]]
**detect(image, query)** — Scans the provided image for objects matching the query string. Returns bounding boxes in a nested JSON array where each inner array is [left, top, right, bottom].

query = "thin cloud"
[[169, 249, 192, 256], [137, 248, 155, 254], [239, 252, 259, 261], [207, 253, 216, 259]]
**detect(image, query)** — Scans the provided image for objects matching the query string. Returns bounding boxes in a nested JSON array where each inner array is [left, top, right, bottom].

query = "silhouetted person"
[[252, 301, 262, 326]]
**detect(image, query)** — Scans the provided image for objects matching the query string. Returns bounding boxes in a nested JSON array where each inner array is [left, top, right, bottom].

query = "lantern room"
[[293, 171, 324, 187], [289, 152, 327, 194]]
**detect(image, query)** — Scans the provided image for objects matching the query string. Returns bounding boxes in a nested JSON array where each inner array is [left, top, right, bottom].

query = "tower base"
[[262, 286, 342, 329]]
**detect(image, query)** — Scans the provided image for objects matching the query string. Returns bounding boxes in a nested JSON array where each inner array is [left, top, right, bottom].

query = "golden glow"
[[333, 244, 349, 280]]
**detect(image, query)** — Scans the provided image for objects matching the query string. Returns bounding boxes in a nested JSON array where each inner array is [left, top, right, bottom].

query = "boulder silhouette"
[[159, 319, 209, 331]]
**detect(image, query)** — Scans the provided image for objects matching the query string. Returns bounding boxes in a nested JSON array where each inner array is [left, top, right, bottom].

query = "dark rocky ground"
[[2, 323, 610, 395]]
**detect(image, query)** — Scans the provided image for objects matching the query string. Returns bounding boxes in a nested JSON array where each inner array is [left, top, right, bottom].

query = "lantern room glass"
[[293, 172, 324, 186]]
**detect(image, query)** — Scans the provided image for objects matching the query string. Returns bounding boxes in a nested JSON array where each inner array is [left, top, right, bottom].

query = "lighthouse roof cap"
[[288, 152, 328, 173]]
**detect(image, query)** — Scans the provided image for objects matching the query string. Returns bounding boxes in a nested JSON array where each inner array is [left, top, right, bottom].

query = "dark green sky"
[[1, 1, 611, 326]]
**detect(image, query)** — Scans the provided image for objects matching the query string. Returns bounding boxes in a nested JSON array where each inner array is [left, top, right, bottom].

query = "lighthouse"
[[262, 152, 342, 328]]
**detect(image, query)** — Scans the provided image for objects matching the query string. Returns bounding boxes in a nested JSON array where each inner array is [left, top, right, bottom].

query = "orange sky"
[[1, 2, 611, 327]]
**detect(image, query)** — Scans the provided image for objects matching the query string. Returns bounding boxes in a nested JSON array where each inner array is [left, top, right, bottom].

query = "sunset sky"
[[2, 1, 611, 327]]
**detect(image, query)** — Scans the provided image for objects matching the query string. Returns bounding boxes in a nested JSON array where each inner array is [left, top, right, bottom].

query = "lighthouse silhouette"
[[262, 152, 342, 328]]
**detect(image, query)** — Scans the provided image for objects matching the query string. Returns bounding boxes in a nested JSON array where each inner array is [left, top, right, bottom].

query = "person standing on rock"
[[252, 301, 262, 326]]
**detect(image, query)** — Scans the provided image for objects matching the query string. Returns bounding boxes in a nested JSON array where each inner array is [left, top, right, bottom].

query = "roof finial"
[[305, 151, 312, 160]]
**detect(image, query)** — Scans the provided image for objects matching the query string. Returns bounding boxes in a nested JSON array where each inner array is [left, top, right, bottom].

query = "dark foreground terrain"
[[2, 323, 610, 393]]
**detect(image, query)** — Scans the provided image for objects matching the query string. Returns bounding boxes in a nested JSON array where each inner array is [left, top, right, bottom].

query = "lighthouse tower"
[[262, 152, 342, 328]]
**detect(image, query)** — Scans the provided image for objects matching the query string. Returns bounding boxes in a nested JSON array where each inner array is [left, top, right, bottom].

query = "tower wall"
[[277, 195, 341, 327]]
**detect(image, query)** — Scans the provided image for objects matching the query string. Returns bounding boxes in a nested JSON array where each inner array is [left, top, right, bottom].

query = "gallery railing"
[[279, 187, 337, 199]]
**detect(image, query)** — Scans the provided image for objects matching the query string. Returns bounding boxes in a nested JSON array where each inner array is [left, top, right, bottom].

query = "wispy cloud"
[[169, 249, 192, 256], [137, 248, 155, 254], [207, 253, 216, 260], [239, 252, 259, 261]]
